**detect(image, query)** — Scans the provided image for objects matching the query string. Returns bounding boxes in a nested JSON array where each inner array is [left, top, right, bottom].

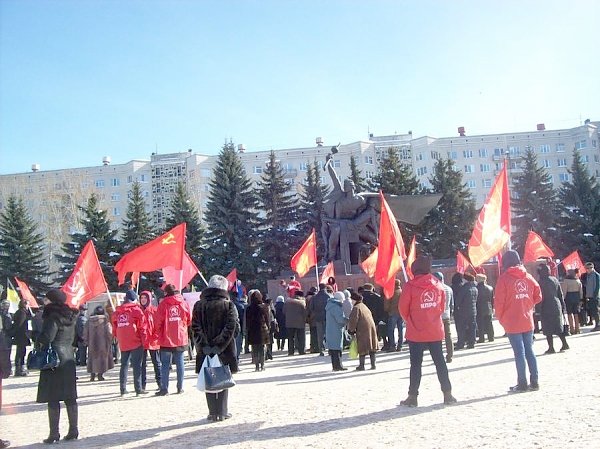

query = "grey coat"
[[539, 274, 566, 336], [84, 314, 114, 375], [325, 298, 348, 351], [283, 297, 307, 329]]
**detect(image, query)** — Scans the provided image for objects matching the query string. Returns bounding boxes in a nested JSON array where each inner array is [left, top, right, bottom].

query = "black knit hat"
[[411, 255, 432, 276], [46, 289, 67, 304]]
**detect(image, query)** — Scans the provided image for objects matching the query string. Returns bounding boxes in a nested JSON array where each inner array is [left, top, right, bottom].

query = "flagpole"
[[198, 271, 209, 287], [179, 270, 184, 292]]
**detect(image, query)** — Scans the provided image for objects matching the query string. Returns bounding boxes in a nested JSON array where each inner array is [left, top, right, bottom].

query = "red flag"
[[225, 268, 238, 291], [162, 251, 199, 289], [560, 251, 584, 272], [375, 192, 406, 298], [14, 277, 38, 309], [115, 223, 187, 285], [319, 261, 335, 285], [468, 163, 511, 267], [130, 272, 140, 290], [360, 247, 379, 278], [523, 231, 554, 263], [456, 251, 474, 274], [61, 240, 108, 308], [291, 229, 318, 278], [405, 236, 417, 280]]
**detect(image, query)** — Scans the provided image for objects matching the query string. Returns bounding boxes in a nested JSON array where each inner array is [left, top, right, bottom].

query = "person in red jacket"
[[139, 291, 161, 392], [494, 250, 542, 393], [399, 255, 456, 407], [112, 289, 147, 396], [153, 284, 192, 396]]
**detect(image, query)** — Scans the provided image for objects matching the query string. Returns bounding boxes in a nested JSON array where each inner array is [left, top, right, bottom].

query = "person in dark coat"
[[284, 291, 307, 355], [537, 264, 569, 353], [192, 275, 239, 422], [475, 274, 495, 343], [245, 290, 271, 371], [232, 293, 247, 362], [75, 305, 88, 367], [83, 306, 114, 381], [361, 283, 387, 349], [12, 299, 32, 376], [36, 289, 79, 443], [308, 284, 330, 356], [274, 296, 287, 351], [454, 273, 478, 349], [1, 299, 13, 412]]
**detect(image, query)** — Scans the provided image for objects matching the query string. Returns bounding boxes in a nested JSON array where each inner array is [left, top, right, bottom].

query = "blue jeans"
[[407, 341, 451, 396], [159, 349, 185, 392], [120, 346, 144, 394], [387, 315, 404, 349], [507, 331, 538, 386]]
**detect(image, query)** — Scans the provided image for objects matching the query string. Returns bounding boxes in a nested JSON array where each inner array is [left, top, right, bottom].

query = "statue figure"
[[320, 147, 442, 269]]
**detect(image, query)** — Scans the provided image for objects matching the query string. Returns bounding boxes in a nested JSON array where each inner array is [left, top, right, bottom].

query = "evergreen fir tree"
[[203, 142, 259, 285], [121, 181, 156, 252], [557, 149, 600, 265], [166, 182, 205, 277], [55, 193, 120, 290], [298, 160, 330, 260], [349, 154, 368, 193], [418, 158, 477, 259], [369, 146, 420, 195], [0, 195, 50, 292], [511, 147, 560, 255], [256, 151, 301, 281]]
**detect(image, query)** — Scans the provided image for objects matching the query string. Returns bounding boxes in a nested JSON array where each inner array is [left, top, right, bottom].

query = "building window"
[[365, 171, 374, 179], [543, 159, 551, 168], [582, 155, 590, 163], [416, 153, 424, 161], [595, 155, 599, 163], [447, 151, 458, 160], [111, 193, 119, 201], [140, 174, 148, 182], [482, 179, 492, 188], [464, 164, 475, 173], [559, 173, 570, 182], [113, 207, 120, 216], [333, 160, 341, 168], [592, 139, 597, 148], [556, 143, 565, 152], [299, 162, 308, 171], [575, 140, 587, 150], [495, 162, 504, 171], [508, 146, 520, 156], [253, 166, 263, 174], [431, 151, 440, 160], [365, 155, 373, 165], [539, 144, 550, 153], [95, 180, 105, 188], [416, 167, 427, 176], [111, 178, 120, 187], [494, 148, 503, 157], [127, 175, 133, 183], [480, 163, 491, 172], [509, 160, 519, 170], [463, 150, 473, 159], [557, 158, 567, 167], [479, 148, 488, 157], [467, 180, 476, 188]]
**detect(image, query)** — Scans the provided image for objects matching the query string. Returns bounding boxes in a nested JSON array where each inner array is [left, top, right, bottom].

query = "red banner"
[[14, 277, 39, 309], [523, 231, 554, 263], [162, 251, 199, 289], [375, 192, 406, 298], [456, 251, 474, 274], [360, 247, 379, 278], [319, 261, 335, 285], [291, 229, 318, 278], [405, 236, 417, 280], [61, 240, 108, 308], [561, 251, 584, 272]]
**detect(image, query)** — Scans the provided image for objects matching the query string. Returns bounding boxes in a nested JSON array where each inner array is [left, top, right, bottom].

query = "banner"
[[14, 277, 38, 309], [319, 262, 335, 285], [560, 251, 584, 272], [375, 192, 406, 298], [405, 236, 417, 280], [61, 240, 108, 308], [162, 251, 199, 289], [360, 247, 379, 278], [523, 231, 554, 263], [290, 229, 317, 278]]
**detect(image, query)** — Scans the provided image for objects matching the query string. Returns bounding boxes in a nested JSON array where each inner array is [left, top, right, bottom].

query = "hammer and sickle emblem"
[[162, 233, 176, 245]]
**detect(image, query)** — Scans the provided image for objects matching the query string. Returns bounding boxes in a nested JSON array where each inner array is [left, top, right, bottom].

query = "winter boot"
[[400, 394, 418, 407], [544, 336, 556, 354], [443, 391, 457, 405], [355, 355, 366, 371], [206, 393, 218, 421], [43, 403, 60, 444], [90, 373, 96, 382], [64, 402, 79, 440], [369, 352, 376, 370], [15, 365, 28, 377], [559, 335, 569, 351]]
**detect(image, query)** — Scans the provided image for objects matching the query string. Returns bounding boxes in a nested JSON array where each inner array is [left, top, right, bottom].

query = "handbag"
[[348, 337, 359, 359], [204, 354, 235, 392], [27, 344, 60, 371]]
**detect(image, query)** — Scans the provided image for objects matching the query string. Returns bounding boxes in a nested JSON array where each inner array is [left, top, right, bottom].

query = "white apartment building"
[[1, 121, 598, 247]]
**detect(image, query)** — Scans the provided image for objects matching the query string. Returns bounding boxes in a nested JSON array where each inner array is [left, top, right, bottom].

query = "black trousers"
[[205, 389, 229, 416], [476, 315, 495, 341], [287, 328, 306, 355], [408, 341, 451, 396]]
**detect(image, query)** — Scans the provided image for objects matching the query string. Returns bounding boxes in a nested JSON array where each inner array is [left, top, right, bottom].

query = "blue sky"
[[1, 0, 599, 174]]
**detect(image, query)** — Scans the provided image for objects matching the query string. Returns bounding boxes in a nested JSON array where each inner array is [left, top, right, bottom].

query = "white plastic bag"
[[196, 355, 223, 393]]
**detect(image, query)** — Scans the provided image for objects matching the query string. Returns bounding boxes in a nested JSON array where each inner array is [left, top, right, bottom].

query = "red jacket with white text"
[[154, 294, 192, 348], [494, 265, 542, 334], [112, 302, 146, 352], [399, 274, 446, 342]]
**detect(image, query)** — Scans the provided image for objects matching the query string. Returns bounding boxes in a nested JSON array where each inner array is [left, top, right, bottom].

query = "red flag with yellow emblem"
[[115, 223, 187, 285]]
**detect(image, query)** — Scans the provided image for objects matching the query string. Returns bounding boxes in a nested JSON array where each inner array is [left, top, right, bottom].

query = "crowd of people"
[[0, 257, 599, 447]]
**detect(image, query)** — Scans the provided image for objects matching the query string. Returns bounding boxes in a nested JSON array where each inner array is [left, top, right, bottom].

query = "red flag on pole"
[[225, 268, 238, 291], [360, 247, 379, 278], [162, 251, 199, 289], [14, 277, 39, 309], [115, 223, 187, 285], [468, 163, 511, 267], [523, 231, 554, 263], [456, 251, 474, 274], [319, 261, 335, 285], [375, 192, 406, 298], [405, 236, 417, 280], [130, 272, 140, 290], [61, 240, 108, 308], [560, 251, 585, 272], [290, 229, 318, 278]]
